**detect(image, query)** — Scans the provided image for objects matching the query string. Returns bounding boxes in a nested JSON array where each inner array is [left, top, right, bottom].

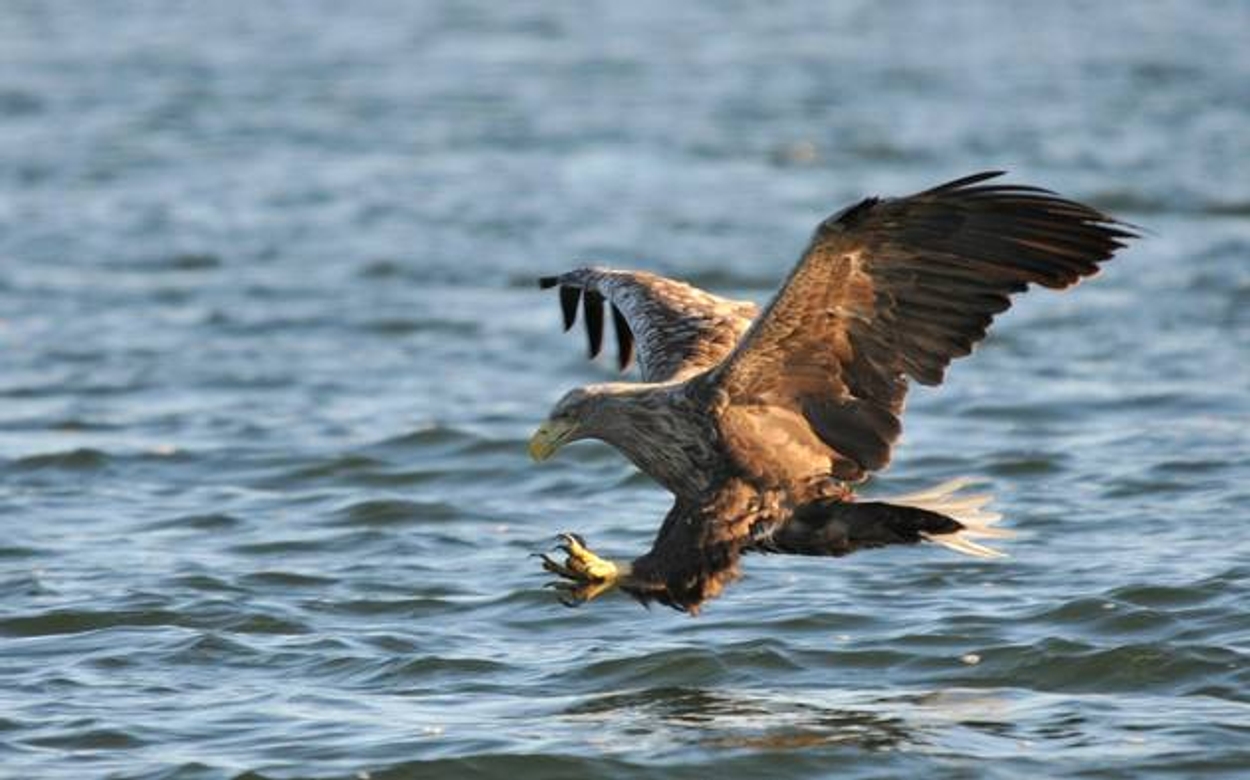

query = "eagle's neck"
[[587, 384, 718, 498]]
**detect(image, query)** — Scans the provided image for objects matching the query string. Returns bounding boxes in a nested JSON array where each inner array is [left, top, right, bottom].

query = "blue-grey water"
[[2, 2, 1248, 778]]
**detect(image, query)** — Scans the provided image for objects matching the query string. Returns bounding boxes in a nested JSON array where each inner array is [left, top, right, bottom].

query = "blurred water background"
[[1, 1, 1249, 778]]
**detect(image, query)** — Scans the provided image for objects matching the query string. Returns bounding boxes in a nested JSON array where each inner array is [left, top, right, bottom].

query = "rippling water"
[[2, 2, 1249, 778]]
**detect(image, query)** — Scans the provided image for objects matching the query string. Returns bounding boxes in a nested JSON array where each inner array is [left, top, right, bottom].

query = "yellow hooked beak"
[[528, 418, 577, 462]]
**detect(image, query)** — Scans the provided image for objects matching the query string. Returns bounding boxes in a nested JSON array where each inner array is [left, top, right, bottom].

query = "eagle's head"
[[528, 383, 636, 462]]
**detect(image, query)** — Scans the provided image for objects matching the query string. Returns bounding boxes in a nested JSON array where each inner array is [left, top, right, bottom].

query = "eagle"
[[530, 171, 1135, 613]]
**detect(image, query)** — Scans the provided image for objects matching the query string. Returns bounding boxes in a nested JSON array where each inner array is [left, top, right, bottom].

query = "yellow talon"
[[539, 533, 625, 606], [559, 533, 619, 580]]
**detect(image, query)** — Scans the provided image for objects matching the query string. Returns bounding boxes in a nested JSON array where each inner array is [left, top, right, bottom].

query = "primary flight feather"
[[531, 171, 1136, 613]]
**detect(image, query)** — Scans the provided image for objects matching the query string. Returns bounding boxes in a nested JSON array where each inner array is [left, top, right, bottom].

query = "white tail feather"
[[885, 477, 1013, 559]]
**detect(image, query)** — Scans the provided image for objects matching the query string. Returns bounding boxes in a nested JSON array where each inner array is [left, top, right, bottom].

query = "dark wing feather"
[[539, 267, 759, 382], [712, 172, 1137, 481], [558, 285, 579, 330], [583, 289, 605, 359], [610, 303, 634, 371]]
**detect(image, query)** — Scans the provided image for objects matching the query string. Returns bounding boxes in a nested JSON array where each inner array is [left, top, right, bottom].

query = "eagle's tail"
[[882, 477, 1012, 559]]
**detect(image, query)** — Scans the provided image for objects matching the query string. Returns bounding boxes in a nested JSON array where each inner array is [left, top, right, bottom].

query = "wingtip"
[[1105, 218, 1148, 240], [923, 170, 1009, 195]]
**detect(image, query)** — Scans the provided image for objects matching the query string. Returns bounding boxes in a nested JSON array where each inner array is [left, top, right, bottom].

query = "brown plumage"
[[532, 172, 1136, 613]]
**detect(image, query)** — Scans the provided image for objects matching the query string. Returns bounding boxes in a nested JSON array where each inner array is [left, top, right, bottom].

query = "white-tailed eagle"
[[530, 172, 1136, 613]]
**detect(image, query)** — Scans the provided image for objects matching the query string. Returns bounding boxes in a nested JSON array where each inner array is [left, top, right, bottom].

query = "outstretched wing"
[[712, 171, 1137, 481], [539, 267, 758, 382]]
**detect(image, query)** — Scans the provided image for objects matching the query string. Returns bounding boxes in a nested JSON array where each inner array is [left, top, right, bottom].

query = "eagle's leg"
[[539, 532, 633, 606]]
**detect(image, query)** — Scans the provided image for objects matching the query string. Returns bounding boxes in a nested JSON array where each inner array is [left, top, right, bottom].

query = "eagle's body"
[[531, 172, 1136, 612]]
